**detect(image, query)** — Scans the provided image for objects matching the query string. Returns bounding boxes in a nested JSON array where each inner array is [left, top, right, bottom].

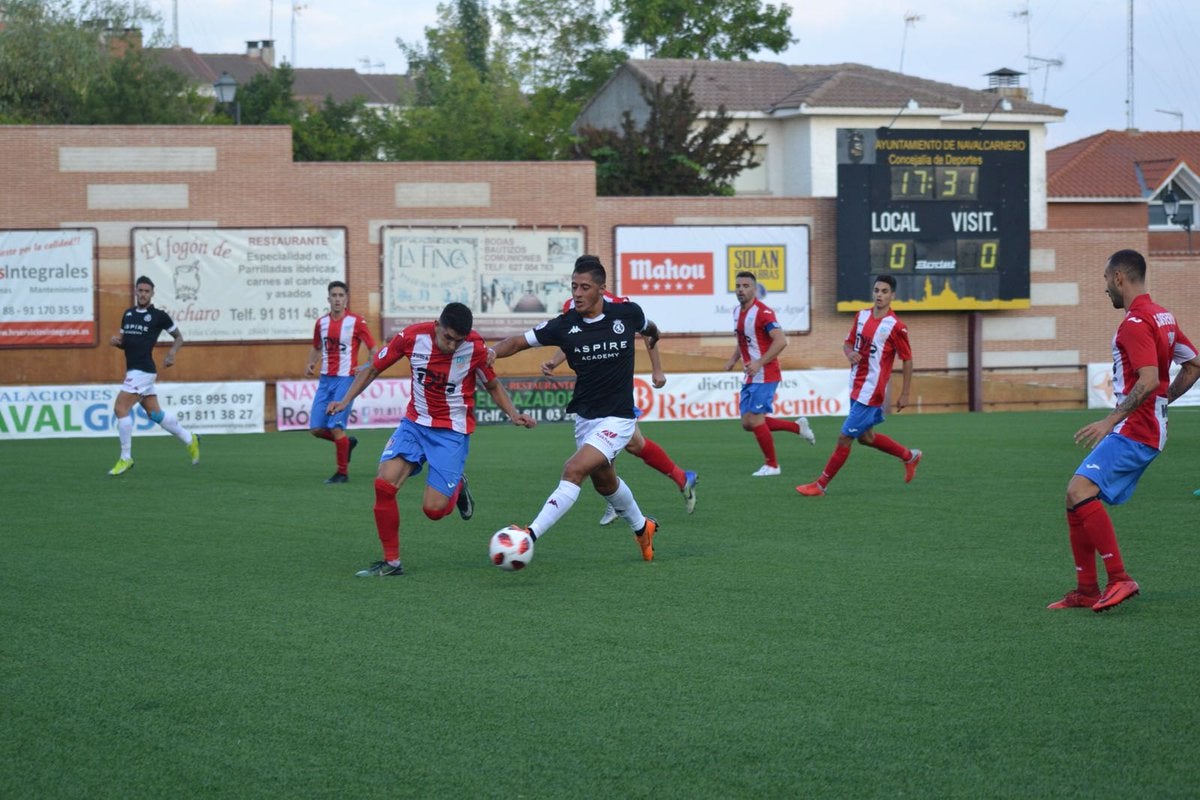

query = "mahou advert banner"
[[614, 225, 811, 335]]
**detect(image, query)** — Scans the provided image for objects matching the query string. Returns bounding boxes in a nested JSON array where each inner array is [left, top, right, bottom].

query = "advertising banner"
[[613, 225, 811, 335], [0, 382, 265, 440], [1086, 363, 1200, 409], [132, 228, 347, 341], [276, 378, 414, 432], [0, 228, 97, 347], [381, 226, 585, 339]]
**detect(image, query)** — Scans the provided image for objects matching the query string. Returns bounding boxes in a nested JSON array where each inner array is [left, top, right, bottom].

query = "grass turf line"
[[2, 409, 1199, 797]]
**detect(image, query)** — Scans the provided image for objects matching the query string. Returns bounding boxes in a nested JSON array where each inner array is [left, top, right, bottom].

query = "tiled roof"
[[1047, 130, 1200, 199], [146, 47, 407, 106], [623, 59, 1065, 117]]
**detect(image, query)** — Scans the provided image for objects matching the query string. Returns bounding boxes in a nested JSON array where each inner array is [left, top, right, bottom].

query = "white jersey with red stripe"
[[845, 308, 912, 407], [313, 312, 375, 377], [373, 321, 495, 434], [561, 290, 627, 314], [735, 299, 782, 384], [1111, 293, 1198, 451]]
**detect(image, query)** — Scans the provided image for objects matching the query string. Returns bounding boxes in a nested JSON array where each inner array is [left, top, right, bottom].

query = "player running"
[[107, 276, 200, 475], [542, 291, 699, 522], [490, 255, 663, 561], [328, 302, 536, 577], [796, 274, 920, 496]]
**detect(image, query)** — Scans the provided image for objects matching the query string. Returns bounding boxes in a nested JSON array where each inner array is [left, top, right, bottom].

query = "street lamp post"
[[1163, 188, 1194, 255], [213, 71, 241, 125]]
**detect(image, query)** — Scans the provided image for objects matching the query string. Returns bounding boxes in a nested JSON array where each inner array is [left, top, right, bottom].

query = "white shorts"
[[120, 369, 158, 397], [574, 416, 636, 463]]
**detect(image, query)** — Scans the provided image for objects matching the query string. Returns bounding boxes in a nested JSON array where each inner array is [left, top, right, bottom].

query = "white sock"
[[158, 411, 192, 444], [117, 416, 133, 459], [603, 478, 646, 531], [529, 480, 581, 538]]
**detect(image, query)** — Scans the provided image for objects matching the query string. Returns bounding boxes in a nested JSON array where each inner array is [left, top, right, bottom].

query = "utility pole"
[[1126, 0, 1135, 130]]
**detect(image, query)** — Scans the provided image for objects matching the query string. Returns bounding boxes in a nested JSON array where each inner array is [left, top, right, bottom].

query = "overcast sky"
[[148, 0, 1200, 149]]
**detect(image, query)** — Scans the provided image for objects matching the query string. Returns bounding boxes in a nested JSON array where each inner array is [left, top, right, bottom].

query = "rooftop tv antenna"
[[290, 1, 308, 66], [898, 11, 924, 74], [1155, 109, 1184, 130], [359, 57, 385, 73], [1126, 0, 1134, 129], [1026, 55, 1063, 102], [1011, 3, 1030, 92]]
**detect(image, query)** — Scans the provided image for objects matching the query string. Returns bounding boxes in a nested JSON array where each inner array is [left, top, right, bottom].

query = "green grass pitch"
[[3, 409, 1199, 798]]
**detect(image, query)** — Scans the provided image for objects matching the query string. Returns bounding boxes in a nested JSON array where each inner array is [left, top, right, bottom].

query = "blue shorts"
[[310, 375, 356, 430], [841, 400, 885, 438], [381, 418, 470, 498], [1074, 433, 1159, 506], [739, 382, 779, 415]]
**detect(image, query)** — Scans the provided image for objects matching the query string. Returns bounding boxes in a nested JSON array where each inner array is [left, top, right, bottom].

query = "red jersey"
[[373, 321, 495, 434], [845, 308, 912, 407], [560, 291, 627, 314], [734, 299, 783, 384], [313, 312, 375, 377], [1111, 294, 1197, 450]]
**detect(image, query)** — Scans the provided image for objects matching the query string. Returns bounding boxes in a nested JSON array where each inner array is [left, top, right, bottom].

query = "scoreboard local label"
[[835, 128, 1030, 311]]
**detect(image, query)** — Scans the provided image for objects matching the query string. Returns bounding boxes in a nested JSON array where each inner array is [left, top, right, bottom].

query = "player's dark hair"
[[874, 274, 897, 290], [574, 254, 606, 285], [1107, 249, 1147, 282], [328, 280, 348, 293], [735, 271, 757, 282], [135, 275, 154, 288], [440, 302, 473, 336]]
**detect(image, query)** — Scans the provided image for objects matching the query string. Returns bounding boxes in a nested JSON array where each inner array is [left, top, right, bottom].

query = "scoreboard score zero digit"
[[836, 128, 1031, 311]]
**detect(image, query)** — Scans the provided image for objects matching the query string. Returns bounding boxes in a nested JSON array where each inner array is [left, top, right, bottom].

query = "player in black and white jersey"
[[490, 255, 663, 561], [107, 276, 200, 475]]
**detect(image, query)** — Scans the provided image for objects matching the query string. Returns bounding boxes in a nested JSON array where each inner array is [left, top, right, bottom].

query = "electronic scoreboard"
[[835, 128, 1030, 311]]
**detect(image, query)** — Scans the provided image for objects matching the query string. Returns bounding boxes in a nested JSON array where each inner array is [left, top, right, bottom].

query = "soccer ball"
[[489, 526, 535, 571]]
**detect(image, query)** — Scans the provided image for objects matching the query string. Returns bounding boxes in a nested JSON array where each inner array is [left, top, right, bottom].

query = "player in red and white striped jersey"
[[305, 282, 376, 484], [725, 271, 815, 477], [543, 293, 700, 521], [327, 303, 536, 577], [1049, 249, 1200, 612], [796, 274, 920, 496]]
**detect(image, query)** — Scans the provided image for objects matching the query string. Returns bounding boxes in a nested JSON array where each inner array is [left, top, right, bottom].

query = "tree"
[[0, 0, 206, 124], [573, 74, 762, 196], [611, 0, 795, 60]]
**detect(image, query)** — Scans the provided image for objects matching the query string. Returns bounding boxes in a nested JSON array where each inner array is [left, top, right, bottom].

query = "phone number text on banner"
[[132, 227, 347, 342], [0, 382, 265, 440], [0, 228, 97, 347]]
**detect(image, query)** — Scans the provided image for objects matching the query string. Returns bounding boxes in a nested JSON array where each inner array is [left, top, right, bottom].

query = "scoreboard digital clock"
[[836, 128, 1030, 311]]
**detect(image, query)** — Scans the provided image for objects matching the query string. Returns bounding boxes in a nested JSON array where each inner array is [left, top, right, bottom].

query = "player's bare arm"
[[645, 337, 667, 389], [844, 342, 862, 365], [542, 349, 567, 376], [163, 328, 184, 368], [641, 321, 661, 350], [1167, 357, 1200, 403], [894, 358, 913, 412], [724, 347, 742, 371], [1075, 364, 1157, 447], [483, 377, 538, 429], [304, 347, 321, 377], [747, 328, 787, 378], [328, 363, 381, 415], [490, 334, 531, 360], [109, 332, 124, 348]]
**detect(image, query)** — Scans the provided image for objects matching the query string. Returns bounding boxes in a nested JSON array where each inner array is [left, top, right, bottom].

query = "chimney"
[[246, 39, 276, 67], [984, 67, 1028, 100]]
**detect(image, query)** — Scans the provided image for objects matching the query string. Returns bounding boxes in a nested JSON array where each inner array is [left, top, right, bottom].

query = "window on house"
[[733, 145, 769, 195], [1150, 184, 1194, 228]]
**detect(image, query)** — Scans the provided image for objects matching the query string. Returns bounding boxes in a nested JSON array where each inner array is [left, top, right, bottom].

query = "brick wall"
[[2, 126, 1197, 411]]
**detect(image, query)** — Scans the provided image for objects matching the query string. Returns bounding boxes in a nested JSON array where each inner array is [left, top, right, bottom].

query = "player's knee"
[[422, 501, 450, 520]]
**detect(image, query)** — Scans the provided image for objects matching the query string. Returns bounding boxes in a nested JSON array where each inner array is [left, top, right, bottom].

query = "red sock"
[[334, 436, 350, 474], [867, 434, 910, 461], [424, 481, 460, 520], [818, 445, 852, 488], [638, 439, 685, 489], [1076, 500, 1129, 583], [373, 479, 401, 562], [765, 417, 800, 435], [752, 423, 778, 467], [312, 429, 335, 441], [1065, 507, 1100, 594]]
